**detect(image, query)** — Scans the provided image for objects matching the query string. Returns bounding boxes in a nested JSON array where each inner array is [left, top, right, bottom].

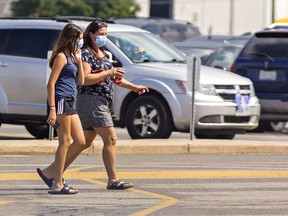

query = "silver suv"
[[0, 17, 260, 139]]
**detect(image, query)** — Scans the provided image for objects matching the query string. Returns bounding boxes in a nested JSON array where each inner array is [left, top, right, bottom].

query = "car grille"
[[199, 115, 251, 123], [214, 85, 251, 101]]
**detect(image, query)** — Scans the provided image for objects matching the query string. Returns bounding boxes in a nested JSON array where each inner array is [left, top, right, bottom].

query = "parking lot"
[[1, 154, 288, 215], [1, 125, 288, 215]]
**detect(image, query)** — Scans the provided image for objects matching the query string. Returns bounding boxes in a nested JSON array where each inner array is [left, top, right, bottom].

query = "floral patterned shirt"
[[77, 48, 114, 102]]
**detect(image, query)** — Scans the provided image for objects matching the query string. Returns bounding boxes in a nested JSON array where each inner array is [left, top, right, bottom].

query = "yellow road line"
[[1, 169, 288, 215], [0, 201, 12, 206], [130, 188, 178, 216], [2, 170, 288, 180], [77, 174, 178, 216], [72, 170, 288, 179]]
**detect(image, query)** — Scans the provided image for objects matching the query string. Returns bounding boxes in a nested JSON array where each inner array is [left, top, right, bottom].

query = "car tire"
[[270, 121, 286, 132], [126, 95, 173, 139], [25, 124, 57, 139]]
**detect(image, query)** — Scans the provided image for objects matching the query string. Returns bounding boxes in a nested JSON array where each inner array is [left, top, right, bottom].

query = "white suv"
[[0, 17, 261, 139]]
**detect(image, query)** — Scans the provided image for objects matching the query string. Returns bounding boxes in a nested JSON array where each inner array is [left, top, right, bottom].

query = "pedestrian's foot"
[[36, 168, 53, 189], [107, 180, 134, 190], [48, 186, 78, 195], [36, 168, 76, 191]]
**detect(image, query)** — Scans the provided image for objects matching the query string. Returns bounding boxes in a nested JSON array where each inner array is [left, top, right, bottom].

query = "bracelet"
[[50, 105, 55, 107]]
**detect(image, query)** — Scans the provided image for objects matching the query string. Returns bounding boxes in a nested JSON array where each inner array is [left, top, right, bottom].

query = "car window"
[[161, 24, 182, 42], [0, 29, 10, 54], [241, 36, 288, 58], [4, 29, 60, 59], [178, 24, 200, 39], [143, 25, 161, 36]]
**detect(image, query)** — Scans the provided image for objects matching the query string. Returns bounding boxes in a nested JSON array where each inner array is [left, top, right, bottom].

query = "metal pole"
[[229, 0, 234, 35], [190, 56, 198, 140], [48, 125, 54, 141], [271, 0, 275, 23]]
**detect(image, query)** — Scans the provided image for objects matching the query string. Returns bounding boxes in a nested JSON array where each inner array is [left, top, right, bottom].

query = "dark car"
[[110, 17, 201, 42], [230, 29, 288, 130], [203, 44, 242, 71]]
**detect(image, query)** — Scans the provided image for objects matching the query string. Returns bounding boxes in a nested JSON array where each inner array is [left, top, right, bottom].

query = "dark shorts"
[[76, 94, 114, 130], [47, 97, 77, 116]]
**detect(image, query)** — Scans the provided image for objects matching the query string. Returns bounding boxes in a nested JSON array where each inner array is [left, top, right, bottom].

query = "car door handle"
[[0, 62, 8, 67]]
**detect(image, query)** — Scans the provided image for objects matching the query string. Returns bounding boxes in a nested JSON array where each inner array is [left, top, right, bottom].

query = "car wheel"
[[126, 95, 173, 139], [195, 133, 235, 139], [25, 124, 57, 139], [270, 121, 286, 132]]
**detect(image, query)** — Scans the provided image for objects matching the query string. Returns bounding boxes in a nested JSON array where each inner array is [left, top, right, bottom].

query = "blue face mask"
[[76, 38, 84, 49], [95, 35, 107, 47]]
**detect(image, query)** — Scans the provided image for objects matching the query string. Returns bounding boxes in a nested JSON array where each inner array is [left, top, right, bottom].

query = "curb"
[[1, 139, 288, 155]]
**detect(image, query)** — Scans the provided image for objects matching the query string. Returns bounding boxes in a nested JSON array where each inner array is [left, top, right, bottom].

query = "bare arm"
[[82, 62, 124, 86], [74, 49, 85, 85], [120, 78, 149, 95]]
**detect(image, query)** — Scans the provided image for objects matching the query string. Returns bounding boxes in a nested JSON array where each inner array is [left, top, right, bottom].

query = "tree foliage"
[[84, 0, 141, 19], [11, 0, 141, 19]]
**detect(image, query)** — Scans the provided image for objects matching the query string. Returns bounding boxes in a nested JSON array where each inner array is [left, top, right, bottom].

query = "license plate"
[[259, 70, 277, 80], [235, 95, 250, 116]]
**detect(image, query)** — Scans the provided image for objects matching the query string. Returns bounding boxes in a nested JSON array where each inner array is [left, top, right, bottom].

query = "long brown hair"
[[83, 19, 109, 60], [49, 23, 82, 68]]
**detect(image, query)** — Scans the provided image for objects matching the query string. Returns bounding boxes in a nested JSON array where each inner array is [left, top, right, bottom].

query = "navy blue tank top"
[[55, 54, 78, 99]]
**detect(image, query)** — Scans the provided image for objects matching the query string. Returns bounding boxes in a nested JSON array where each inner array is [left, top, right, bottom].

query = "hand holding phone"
[[53, 121, 60, 129]]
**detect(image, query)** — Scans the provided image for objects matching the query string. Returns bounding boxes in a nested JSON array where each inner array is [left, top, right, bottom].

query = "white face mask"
[[76, 38, 84, 49], [95, 35, 107, 47]]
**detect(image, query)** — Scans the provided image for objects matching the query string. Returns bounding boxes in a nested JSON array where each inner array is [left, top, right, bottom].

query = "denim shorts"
[[76, 94, 114, 130], [47, 97, 77, 116]]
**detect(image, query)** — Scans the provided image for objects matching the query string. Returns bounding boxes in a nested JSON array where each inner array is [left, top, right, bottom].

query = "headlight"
[[199, 83, 217, 95]]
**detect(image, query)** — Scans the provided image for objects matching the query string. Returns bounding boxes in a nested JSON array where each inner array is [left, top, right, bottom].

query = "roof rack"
[[52, 16, 114, 23], [0, 16, 52, 20]]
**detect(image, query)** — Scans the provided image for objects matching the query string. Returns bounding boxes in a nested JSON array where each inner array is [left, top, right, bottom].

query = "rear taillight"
[[230, 63, 235, 72]]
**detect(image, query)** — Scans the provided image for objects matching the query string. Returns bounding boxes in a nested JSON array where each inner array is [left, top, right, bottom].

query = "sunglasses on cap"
[[93, 20, 108, 28]]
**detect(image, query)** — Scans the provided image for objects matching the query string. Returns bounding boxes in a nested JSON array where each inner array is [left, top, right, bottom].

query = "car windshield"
[[108, 32, 186, 63], [241, 36, 288, 58], [206, 46, 241, 70]]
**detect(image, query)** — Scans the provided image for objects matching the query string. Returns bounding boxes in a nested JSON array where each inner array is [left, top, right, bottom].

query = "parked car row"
[[0, 17, 260, 139], [106, 17, 288, 133], [171, 25, 288, 133], [109, 17, 201, 43]]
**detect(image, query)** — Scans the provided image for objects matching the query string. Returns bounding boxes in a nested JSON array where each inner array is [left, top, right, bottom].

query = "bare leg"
[[51, 114, 71, 191], [42, 115, 89, 179], [95, 127, 118, 185]]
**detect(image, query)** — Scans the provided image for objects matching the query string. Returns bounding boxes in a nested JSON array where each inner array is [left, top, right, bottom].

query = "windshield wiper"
[[248, 52, 275, 62], [133, 59, 154, 63]]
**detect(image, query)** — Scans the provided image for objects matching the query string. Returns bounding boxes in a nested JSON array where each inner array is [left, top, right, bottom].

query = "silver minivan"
[[0, 18, 261, 139]]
